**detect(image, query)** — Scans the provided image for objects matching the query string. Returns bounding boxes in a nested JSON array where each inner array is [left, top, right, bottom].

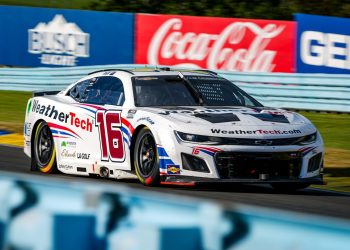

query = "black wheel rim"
[[137, 133, 157, 176], [35, 124, 53, 167]]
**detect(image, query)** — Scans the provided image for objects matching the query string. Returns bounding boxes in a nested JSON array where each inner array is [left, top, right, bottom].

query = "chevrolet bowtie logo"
[[254, 140, 273, 145]]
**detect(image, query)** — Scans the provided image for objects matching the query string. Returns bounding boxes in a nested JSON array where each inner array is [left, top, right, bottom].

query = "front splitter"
[[160, 175, 325, 186]]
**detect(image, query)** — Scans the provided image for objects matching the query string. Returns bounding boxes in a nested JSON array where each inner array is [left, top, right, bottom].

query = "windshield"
[[133, 75, 262, 107]]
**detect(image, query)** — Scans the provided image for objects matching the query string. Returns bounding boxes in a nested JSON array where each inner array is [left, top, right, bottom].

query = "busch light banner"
[[0, 6, 134, 67], [296, 14, 350, 73], [135, 14, 295, 72]]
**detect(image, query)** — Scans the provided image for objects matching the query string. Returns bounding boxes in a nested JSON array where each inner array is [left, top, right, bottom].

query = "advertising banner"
[[296, 14, 350, 74], [0, 6, 134, 67], [135, 14, 295, 72]]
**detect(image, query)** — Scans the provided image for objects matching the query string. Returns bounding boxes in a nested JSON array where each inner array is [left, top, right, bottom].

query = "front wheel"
[[134, 127, 160, 186], [32, 121, 57, 173]]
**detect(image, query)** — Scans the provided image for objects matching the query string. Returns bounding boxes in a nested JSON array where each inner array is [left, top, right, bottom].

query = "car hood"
[[140, 106, 316, 138]]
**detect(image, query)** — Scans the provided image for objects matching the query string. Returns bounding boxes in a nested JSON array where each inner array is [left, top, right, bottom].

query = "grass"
[[0, 91, 31, 133], [300, 112, 350, 151], [0, 90, 349, 192]]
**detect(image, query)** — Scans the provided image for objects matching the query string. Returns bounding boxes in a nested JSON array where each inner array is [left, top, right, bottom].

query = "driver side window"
[[69, 79, 91, 101], [69, 76, 125, 106]]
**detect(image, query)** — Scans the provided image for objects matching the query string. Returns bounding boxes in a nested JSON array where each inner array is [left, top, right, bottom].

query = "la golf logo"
[[28, 14, 90, 66]]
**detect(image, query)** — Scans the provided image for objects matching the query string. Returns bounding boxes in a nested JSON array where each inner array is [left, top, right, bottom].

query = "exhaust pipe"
[[100, 167, 109, 178]]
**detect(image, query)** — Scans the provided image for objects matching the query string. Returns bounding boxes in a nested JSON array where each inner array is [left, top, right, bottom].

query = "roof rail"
[[157, 67, 218, 76], [191, 69, 218, 75], [155, 67, 218, 76], [88, 69, 135, 75]]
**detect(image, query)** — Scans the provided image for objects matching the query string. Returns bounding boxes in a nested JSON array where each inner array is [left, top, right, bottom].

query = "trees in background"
[[88, 0, 350, 20]]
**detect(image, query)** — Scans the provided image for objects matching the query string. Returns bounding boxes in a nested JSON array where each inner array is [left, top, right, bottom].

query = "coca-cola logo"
[[140, 16, 293, 72]]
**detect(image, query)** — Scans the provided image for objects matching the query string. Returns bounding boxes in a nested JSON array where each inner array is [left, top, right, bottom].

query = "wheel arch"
[[129, 124, 147, 171], [30, 119, 45, 158]]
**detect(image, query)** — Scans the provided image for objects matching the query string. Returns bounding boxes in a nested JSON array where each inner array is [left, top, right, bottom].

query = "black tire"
[[134, 127, 160, 186], [31, 121, 57, 173], [271, 183, 310, 192]]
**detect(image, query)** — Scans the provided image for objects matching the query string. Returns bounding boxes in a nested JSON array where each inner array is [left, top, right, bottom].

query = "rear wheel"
[[32, 121, 57, 173], [134, 127, 160, 186], [271, 183, 310, 192]]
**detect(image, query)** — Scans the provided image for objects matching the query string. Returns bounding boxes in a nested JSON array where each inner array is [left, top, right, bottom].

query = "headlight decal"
[[192, 146, 223, 156], [299, 146, 317, 156], [176, 131, 318, 146]]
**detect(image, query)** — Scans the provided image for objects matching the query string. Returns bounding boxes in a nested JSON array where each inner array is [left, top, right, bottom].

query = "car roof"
[[87, 67, 219, 78]]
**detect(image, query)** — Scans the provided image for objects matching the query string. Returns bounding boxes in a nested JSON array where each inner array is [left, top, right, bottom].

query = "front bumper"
[[160, 175, 325, 186]]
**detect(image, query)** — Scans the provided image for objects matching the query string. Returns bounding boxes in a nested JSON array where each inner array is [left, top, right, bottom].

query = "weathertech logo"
[[28, 15, 90, 66], [211, 129, 302, 135]]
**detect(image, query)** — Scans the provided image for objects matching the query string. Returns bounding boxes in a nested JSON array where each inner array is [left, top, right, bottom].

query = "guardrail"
[[0, 171, 350, 250], [1, 65, 350, 112]]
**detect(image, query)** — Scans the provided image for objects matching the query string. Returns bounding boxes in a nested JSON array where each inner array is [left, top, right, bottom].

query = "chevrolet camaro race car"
[[24, 68, 324, 190]]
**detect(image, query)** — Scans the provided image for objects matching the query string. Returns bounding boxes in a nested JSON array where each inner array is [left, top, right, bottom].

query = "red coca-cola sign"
[[135, 14, 295, 72]]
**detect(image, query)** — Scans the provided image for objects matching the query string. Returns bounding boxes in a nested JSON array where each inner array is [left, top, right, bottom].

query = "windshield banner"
[[0, 6, 134, 67], [296, 14, 350, 74], [135, 14, 295, 73]]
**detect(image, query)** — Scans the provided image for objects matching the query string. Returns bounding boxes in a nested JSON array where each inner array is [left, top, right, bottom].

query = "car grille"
[[214, 152, 302, 179], [307, 153, 322, 172], [213, 136, 309, 146]]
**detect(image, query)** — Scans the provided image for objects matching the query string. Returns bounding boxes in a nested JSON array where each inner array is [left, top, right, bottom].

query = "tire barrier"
[[1, 64, 350, 112]]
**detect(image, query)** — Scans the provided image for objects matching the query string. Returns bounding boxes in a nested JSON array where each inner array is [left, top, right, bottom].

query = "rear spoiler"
[[33, 90, 60, 97]]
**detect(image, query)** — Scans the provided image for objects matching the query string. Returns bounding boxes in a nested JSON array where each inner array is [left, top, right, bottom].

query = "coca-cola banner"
[[136, 14, 295, 72]]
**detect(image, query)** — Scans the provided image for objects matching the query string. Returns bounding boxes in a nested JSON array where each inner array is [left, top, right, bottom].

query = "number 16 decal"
[[96, 110, 125, 162]]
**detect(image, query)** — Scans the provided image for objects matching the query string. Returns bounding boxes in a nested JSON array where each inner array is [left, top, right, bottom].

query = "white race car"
[[24, 68, 324, 190]]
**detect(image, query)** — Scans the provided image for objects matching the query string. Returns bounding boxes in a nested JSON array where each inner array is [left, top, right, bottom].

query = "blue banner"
[[0, 6, 134, 67], [296, 13, 350, 74]]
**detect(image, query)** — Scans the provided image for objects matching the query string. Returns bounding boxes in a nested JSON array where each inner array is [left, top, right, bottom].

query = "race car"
[[24, 68, 324, 190]]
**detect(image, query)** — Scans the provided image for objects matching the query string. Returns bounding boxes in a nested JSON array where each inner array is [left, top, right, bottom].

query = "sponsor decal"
[[60, 149, 76, 159], [211, 128, 302, 135], [58, 164, 73, 170], [32, 100, 93, 132], [136, 14, 295, 72], [299, 146, 317, 156], [27, 100, 32, 115], [28, 15, 89, 66], [77, 153, 90, 160], [24, 122, 31, 136], [167, 164, 180, 174], [192, 146, 223, 156], [126, 109, 137, 119], [61, 141, 77, 148], [136, 117, 155, 125], [254, 140, 273, 145], [158, 108, 249, 116], [296, 14, 350, 73]]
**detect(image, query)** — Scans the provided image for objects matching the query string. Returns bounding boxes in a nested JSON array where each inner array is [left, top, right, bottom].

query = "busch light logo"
[[28, 15, 90, 66]]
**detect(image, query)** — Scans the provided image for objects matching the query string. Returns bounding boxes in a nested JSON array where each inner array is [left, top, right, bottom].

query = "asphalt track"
[[1, 145, 350, 220]]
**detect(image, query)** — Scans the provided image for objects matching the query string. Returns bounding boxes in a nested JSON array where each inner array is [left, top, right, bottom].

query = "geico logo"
[[301, 31, 350, 69], [32, 100, 92, 132]]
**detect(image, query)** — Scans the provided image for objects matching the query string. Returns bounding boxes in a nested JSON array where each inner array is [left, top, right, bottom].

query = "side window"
[[69, 80, 91, 101], [70, 76, 125, 106]]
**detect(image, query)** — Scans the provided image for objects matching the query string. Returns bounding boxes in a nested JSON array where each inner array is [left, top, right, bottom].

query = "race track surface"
[[1, 145, 349, 220]]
